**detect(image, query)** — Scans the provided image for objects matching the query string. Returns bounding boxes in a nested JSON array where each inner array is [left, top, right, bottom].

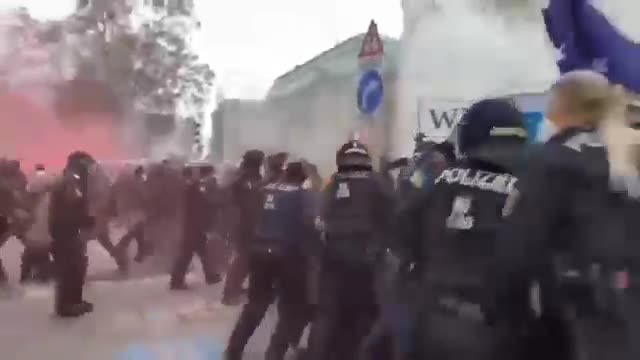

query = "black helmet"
[[66, 151, 95, 175], [284, 161, 307, 184], [267, 152, 288, 172], [457, 99, 527, 155], [336, 140, 372, 170], [67, 151, 95, 167], [242, 149, 265, 169]]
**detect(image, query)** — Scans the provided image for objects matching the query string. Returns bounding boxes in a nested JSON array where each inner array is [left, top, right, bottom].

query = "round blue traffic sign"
[[357, 69, 384, 116]]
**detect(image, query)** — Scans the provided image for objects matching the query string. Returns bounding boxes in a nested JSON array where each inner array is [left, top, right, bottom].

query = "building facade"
[[210, 33, 400, 171]]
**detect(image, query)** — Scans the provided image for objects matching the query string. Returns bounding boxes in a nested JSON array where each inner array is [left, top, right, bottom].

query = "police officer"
[[264, 152, 289, 184], [495, 71, 638, 360], [396, 98, 529, 360], [225, 161, 318, 360], [306, 140, 394, 360], [114, 165, 150, 263], [170, 163, 222, 289], [397, 140, 456, 201], [359, 139, 458, 360], [222, 149, 265, 305], [49, 151, 95, 317]]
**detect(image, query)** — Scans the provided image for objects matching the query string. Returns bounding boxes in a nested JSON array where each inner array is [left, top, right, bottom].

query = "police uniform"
[[113, 166, 150, 263], [49, 153, 95, 317], [306, 141, 394, 360], [496, 126, 639, 360], [222, 150, 265, 305], [170, 165, 221, 289], [398, 99, 530, 360], [225, 163, 317, 360]]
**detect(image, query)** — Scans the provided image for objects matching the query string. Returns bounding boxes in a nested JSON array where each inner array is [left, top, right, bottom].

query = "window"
[[153, 0, 165, 8]]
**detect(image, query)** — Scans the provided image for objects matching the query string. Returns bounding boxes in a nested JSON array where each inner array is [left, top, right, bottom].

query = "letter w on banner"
[[543, 0, 640, 92]]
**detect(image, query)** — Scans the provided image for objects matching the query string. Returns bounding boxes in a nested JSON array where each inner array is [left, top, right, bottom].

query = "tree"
[[0, 8, 47, 87], [132, 15, 215, 123]]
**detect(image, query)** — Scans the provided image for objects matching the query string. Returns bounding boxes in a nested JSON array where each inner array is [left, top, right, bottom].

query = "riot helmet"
[[65, 151, 95, 180], [457, 99, 527, 156], [284, 161, 307, 184], [336, 140, 372, 171], [241, 149, 265, 170]]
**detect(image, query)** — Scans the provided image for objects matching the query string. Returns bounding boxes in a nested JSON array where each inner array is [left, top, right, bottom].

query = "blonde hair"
[[552, 70, 616, 127], [551, 71, 640, 184]]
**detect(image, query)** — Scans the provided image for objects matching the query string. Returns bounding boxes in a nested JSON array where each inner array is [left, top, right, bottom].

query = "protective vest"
[[254, 182, 307, 252]]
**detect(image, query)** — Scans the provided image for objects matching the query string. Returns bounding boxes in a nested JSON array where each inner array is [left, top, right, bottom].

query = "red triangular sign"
[[358, 20, 384, 59]]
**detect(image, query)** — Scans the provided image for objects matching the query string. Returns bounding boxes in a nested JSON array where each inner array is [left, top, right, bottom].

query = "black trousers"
[[223, 241, 250, 301], [307, 258, 379, 360], [21, 247, 53, 282], [170, 231, 214, 284], [51, 237, 88, 311], [115, 222, 149, 259], [226, 250, 310, 360]]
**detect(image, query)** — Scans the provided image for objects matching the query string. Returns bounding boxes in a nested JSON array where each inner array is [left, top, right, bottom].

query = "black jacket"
[[322, 169, 394, 265], [254, 182, 318, 255], [494, 127, 632, 321], [184, 177, 220, 235], [231, 169, 263, 241], [48, 175, 93, 242], [397, 139, 526, 293]]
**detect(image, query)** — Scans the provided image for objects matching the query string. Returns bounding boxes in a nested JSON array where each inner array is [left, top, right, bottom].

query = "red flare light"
[[0, 90, 129, 171]]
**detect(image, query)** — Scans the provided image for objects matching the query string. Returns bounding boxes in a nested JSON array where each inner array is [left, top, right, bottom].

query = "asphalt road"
[[0, 238, 279, 360]]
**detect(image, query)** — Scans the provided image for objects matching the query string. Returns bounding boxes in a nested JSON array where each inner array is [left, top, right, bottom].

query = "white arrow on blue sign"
[[357, 69, 384, 116]]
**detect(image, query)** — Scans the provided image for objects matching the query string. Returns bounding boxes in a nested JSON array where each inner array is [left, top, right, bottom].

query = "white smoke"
[[395, 0, 558, 156], [0, 9, 63, 104], [216, 89, 355, 177], [591, 0, 640, 42]]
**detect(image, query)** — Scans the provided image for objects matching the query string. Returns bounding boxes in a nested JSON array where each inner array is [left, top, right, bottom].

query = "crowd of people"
[[0, 69, 639, 360]]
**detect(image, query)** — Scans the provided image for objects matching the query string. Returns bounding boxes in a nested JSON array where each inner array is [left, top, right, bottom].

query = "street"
[[0, 238, 278, 360]]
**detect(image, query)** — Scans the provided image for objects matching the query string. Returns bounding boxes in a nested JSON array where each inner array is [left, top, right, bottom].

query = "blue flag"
[[543, 0, 640, 93]]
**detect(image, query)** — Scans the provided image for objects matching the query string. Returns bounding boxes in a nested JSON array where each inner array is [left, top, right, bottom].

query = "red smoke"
[[0, 90, 129, 171]]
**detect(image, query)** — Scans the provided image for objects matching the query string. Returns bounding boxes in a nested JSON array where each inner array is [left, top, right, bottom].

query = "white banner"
[[417, 99, 470, 142], [415, 92, 548, 142]]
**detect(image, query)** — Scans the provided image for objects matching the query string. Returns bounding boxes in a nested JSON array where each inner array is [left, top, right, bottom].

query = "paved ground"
[[0, 238, 280, 360]]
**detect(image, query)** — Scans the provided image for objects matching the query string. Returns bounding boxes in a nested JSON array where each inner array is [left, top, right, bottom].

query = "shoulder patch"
[[563, 132, 604, 152]]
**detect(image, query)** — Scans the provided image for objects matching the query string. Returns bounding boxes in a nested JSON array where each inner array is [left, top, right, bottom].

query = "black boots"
[[56, 301, 93, 318]]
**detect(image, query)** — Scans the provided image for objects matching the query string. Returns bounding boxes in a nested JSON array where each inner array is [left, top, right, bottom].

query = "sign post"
[[357, 20, 386, 165]]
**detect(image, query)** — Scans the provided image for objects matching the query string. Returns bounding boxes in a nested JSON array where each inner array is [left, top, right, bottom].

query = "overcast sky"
[[1, 0, 403, 99]]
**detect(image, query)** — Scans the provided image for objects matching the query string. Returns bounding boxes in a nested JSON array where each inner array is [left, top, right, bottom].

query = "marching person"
[[225, 161, 319, 360], [170, 163, 223, 289], [398, 99, 530, 360], [495, 71, 640, 360], [49, 151, 96, 317], [307, 140, 394, 360], [222, 150, 265, 305]]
